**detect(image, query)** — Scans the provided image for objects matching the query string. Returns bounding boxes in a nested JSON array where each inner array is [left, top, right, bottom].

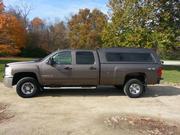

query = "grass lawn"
[[163, 65, 180, 83], [0, 57, 180, 84]]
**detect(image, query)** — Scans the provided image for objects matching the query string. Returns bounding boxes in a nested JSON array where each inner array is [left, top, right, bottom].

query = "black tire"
[[114, 85, 123, 90], [123, 79, 144, 98], [16, 77, 39, 98]]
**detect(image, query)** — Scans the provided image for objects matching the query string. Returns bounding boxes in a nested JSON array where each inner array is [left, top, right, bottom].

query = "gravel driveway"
[[0, 83, 180, 135]]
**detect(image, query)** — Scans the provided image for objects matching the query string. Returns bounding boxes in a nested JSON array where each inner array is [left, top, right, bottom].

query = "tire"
[[123, 79, 144, 98], [114, 85, 123, 90], [16, 77, 39, 98]]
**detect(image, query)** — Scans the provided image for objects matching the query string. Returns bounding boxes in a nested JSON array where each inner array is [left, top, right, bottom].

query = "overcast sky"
[[4, 0, 108, 22]]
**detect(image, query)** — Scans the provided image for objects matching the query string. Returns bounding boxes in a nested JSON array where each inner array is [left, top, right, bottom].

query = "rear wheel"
[[123, 79, 144, 98], [16, 77, 39, 98]]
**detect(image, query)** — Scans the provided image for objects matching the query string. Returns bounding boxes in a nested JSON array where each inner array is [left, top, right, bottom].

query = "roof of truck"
[[55, 47, 154, 52], [97, 47, 154, 53]]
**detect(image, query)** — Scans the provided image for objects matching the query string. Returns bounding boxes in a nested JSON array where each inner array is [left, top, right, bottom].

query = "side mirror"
[[48, 57, 55, 65]]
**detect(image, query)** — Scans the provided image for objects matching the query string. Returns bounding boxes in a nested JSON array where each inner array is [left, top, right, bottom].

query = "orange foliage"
[[0, 12, 27, 55], [31, 17, 43, 27], [0, 45, 20, 55]]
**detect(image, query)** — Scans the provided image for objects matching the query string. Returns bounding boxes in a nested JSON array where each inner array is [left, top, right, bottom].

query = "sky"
[[4, 0, 108, 22]]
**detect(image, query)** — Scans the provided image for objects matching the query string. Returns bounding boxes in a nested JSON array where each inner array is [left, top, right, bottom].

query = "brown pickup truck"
[[3, 48, 163, 98]]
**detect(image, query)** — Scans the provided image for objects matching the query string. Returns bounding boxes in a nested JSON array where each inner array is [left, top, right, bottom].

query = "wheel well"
[[13, 72, 38, 86], [124, 73, 146, 84]]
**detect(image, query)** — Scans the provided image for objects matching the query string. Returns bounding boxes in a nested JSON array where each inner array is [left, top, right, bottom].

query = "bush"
[[21, 47, 48, 58], [0, 45, 21, 56], [159, 48, 180, 60]]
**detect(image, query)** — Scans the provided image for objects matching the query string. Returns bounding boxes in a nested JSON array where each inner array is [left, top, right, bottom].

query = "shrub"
[[20, 47, 48, 58]]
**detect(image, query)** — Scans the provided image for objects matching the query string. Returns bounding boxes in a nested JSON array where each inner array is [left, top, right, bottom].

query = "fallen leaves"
[[104, 114, 179, 135], [0, 103, 14, 124]]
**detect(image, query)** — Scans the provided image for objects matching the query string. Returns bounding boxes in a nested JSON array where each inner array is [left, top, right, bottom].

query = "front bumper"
[[3, 76, 13, 88]]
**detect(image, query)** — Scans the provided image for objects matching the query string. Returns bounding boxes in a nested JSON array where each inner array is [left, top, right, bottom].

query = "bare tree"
[[7, 0, 32, 28]]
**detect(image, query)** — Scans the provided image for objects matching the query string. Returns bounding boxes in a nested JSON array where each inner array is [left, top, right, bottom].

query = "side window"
[[53, 51, 72, 65], [76, 52, 95, 65], [106, 52, 153, 62]]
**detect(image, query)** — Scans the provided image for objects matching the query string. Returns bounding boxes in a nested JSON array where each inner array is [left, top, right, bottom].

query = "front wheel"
[[123, 79, 145, 98], [16, 77, 39, 98]]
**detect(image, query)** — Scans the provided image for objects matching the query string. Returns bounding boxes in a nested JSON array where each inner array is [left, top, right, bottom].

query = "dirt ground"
[[0, 83, 180, 135]]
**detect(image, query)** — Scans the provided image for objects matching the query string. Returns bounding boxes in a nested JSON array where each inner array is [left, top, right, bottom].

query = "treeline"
[[0, 0, 179, 59]]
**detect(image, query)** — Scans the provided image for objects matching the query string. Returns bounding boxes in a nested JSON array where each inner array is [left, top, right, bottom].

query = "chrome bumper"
[[3, 76, 13, 88]]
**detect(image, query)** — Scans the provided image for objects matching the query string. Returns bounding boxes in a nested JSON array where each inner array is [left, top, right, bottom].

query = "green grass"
[[0, 58, 180, 84], [163, 65, 180, 83]]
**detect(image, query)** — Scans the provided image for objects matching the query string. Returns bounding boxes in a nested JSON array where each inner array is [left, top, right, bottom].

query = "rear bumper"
[[3, 76, 13, 88]]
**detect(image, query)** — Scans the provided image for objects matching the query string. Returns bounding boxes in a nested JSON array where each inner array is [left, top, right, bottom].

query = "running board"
[[43, 87, 97, 90]]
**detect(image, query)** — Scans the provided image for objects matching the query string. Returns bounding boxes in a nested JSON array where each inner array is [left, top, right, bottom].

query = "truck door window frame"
[[75, 51, 95, 65], [52, 51, 72, 65]]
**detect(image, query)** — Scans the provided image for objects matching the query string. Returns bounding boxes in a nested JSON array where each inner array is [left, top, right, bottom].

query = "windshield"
[[40, 51, 58, 62]]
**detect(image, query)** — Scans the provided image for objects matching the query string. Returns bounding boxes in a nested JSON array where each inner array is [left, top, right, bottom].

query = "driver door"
[[40, 51, 74, 86]]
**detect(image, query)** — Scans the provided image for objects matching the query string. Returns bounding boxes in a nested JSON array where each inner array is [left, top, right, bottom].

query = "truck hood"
[[7, 61, 39, 66]]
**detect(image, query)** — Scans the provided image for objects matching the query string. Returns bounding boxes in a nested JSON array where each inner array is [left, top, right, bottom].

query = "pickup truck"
[[3, 48, 163, 98]]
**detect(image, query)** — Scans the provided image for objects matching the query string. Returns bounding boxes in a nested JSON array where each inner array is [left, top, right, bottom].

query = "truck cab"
[[39, 50, 100, 86]]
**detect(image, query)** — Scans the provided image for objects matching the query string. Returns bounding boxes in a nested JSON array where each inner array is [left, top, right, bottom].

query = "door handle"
[[89, 67, 96, 70], [64, 67, 72, 70]]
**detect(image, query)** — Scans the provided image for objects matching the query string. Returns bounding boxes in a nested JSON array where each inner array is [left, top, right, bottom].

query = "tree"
[[0, 0, 4, 13], [23, 17, 45, 50], [6, 0, 32, 28], [102, 0, 180, 58], [47, 21, 69, 50], [31, 17, 44, 32], [0, 5, 27, 55], [68, 8, 107, 49]]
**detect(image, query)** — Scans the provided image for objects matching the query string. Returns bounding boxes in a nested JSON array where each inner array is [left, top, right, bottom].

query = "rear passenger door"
[[72, 51, 99, 85]]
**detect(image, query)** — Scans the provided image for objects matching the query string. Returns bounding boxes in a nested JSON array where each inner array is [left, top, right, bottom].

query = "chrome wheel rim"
[[21, 82, 35, 95], [129, 83, 141, 95]]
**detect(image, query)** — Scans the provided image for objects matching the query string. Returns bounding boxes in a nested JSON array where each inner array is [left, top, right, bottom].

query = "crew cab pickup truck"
[[3, 48, 163, 98]]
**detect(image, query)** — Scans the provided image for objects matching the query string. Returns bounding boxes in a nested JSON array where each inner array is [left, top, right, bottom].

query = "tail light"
[[157, 67, 163, 77]]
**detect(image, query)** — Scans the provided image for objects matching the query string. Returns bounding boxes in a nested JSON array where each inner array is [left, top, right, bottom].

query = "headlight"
[[5, 67, 12, 77]]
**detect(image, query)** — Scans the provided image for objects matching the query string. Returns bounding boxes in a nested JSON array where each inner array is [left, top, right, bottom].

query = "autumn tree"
[[25, 17, 45, 49], [0, 1, 27, 56], [7, 1, 32, 28], [31, 17, 45, 32], [68, 8, 107, 49], [47, 21, 69, 50]]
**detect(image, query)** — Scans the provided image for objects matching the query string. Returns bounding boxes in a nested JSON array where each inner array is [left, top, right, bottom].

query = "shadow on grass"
[[39, 85, 180, 97], [144, 86, 180, 97]]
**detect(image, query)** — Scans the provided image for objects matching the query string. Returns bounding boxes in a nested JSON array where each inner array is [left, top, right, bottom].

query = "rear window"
[[106, 52, 153, 62], [76, 52, 95, 64]]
